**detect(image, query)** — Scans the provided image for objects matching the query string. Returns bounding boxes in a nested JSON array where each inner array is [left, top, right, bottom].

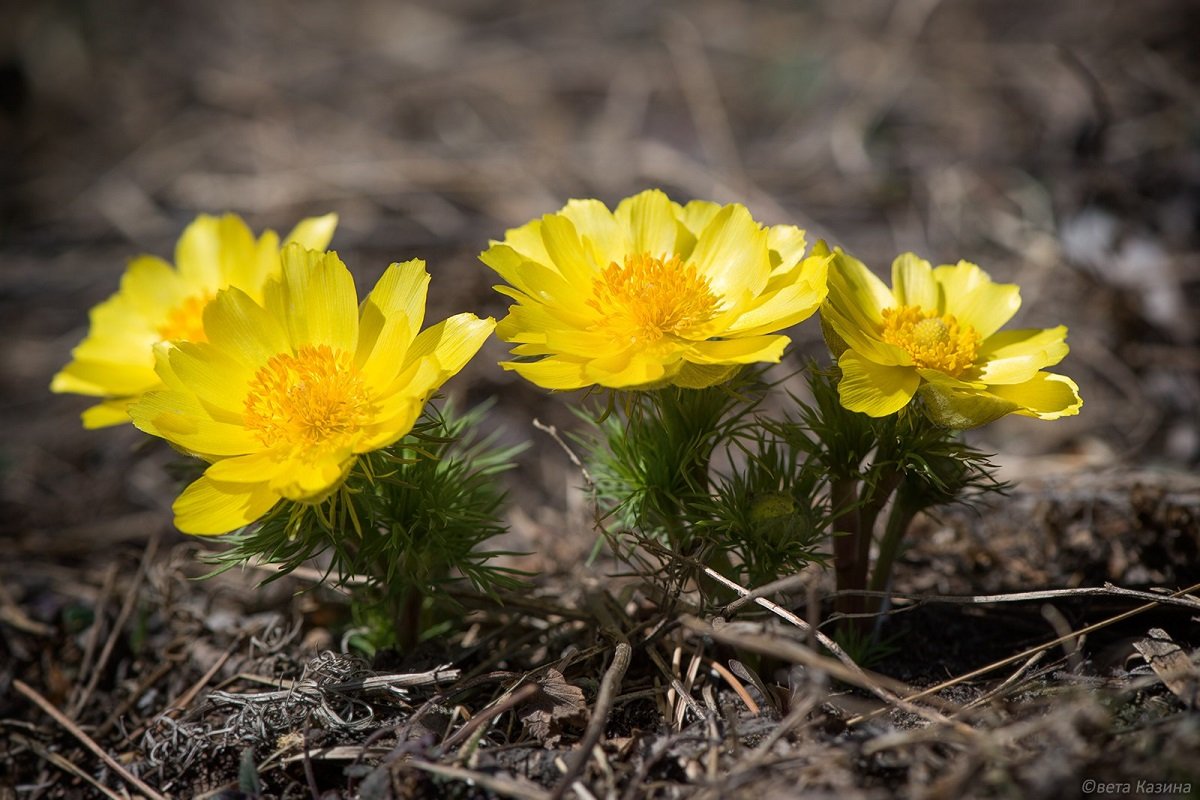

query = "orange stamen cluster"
[[243, 345, 372, 451], [587, 253, 718, 344], [880, 305, 980, 376]]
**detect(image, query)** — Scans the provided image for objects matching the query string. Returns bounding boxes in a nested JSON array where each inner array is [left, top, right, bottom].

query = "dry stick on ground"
[[647, 645, 708, 723], [441, 682, 541, 753], [14, 734, 127, 800], [846, 579, 1200, 726], [682, 616, 974, 738], [702, 566, 971, 732], [722, 571, 814, 617], [843, 583, 1200, 615], [70, 533, 160, 719], [69, 562, 118, 714], [550, 594, 634, 800], [961, 650, 1052, 712], [14, 679, 168, 800]]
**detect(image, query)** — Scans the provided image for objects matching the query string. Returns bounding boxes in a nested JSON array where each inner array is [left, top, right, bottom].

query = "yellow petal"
[[723, 253, 829, 336], [543, 327, 625, 357], [275, 245, 359, 353], [272, 454, 354, 501], [821, 305, 910, 367], [559, 199, 628, 267], [358, 398, 425, 451], [173, 215, 223, 289], [175, 214, 256, 291], [837, 351, 919, 417], [81, 399, 136, 429], [173, 475, 280, 535], [766, 224, 808, 275], [202, 287, 291, 369], [498, 217, 553, 267], [495, 301, 592, 345], [584, 349, 670, 388], [825, 248, 892, 328], [481, 245, 589, 313], [404, 313, 496, 378], [989, 372, 1082, 420], [50, 358, 159, 397], [678, 200, 722, 241], [356, 259, 431, 388], [690, 204, 771, 299], [284, 213, 338, 250], [891, 253, 937, 310], [205, 449, 292, 483], [130, 390, 257, 455], [933, 261, 1020, 337], [539, 213, 600, 286], [499, 357, 589, 390], [686, 335, 789, 365], [168, 343, 255, 418], [120, 256, 190, 318], [976, 326, 1069, 384], [615, 189, 680, 260]]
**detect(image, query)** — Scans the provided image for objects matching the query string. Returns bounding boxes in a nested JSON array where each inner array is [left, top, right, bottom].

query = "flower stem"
[[831, 477, 866, 632], [868, 491, 920, 607], [394, 585, 424, 650]]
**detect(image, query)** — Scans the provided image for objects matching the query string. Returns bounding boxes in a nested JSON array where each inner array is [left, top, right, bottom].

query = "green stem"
[[854, 468, 903, 579], [868, 492, 920, 606]]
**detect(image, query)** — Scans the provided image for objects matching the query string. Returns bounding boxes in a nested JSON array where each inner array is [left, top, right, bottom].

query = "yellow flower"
[[821, 249, 1082, 428], [51, 212, 338, 428], [480, 189, 829, 390], [128, 246, 495, 535]]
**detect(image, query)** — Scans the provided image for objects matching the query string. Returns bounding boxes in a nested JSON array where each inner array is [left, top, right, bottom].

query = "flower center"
[[157, 293, 213, 342], [587, 253, 718, 343], [880, 305, 980, 376], [243, 345, 373, 451]]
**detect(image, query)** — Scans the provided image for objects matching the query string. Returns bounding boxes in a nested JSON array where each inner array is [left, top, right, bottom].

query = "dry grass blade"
[[681, 616, 974, 736], [848, 579, 1200, 725], [707, 659, 760, 715], [960, 650, 1050, 712], [70, 535, 159, 718], [15, 734, 127, 800], [441, 682, 540, 753], [855, 582, 1200, 614], [14, 679, 168, 800]]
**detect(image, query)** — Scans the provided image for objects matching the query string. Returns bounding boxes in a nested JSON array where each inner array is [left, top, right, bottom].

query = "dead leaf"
[[1132, 627, 1200, 707], [516, 668, 587, 747]]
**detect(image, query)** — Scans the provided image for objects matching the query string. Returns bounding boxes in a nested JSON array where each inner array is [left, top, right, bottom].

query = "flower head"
[[481, 189, 829, 390], [821, 250, 1082, 428], [129, 246, 495, 535], [51, 212, 338, 427]]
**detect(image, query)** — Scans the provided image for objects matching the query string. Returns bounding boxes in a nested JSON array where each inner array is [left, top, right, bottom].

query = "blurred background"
[[3, 0, 1198, 568]]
